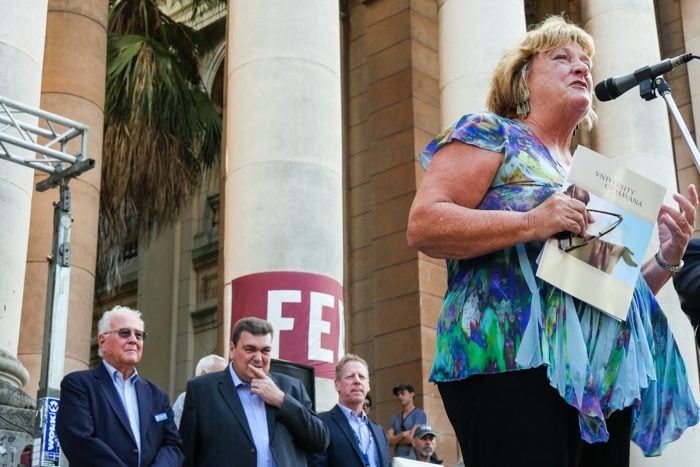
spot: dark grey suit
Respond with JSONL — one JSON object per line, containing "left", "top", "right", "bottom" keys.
{"left": 179, "top": 367, "right": 329, "bottom": 466}
{"left": 308, "top": 404, "right": 391, "bottom": 467}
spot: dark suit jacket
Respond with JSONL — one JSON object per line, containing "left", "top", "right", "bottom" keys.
{"left": 56, "top": 363, "right": 183, "bottom": 466}
{"left": 179, "top": 368, "right": 329, "bottom": 466}
{"left": 307, "top": 404, "right": 391, "bottom": 467}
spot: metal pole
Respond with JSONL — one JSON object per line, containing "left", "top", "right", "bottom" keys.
{"left": 32, "top": 183, "right": 72, "bottom": 467}
{"left": 656, "top": 77, "right": 700, "bottom": 174}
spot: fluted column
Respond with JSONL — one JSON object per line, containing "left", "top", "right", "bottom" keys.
{"left": 438, "top": 0, "right": 526, "bottom": 126}
{"left": 17, "top": 0, "right": 108, "bottom": 399}
{"left": 583, "top": 0, "right": 700, "bottom": 463}
{"left": 681, "top": 0, "right": 700, "bottom": 202}
{"left": 0, "top": 0, "right": 48, "bottom": 390}
{"left": 223, "top": 0, "right": 343, "bottom": 410}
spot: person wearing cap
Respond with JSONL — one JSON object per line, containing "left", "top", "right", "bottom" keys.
{"left": 307, "top": 354, "right": 391, "bottom": 467}
{"left": 404, "top": 425, "right": 443, "bottom": 464}
{"left": 674, "top": 237, "right": 700, "bottom": 347}
{"left": 387, "top": 384, "right": 426, "bottom": 457}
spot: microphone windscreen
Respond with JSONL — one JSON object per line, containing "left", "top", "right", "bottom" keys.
{"left": 594, "top": 79, "right": 615, "bottom": 102}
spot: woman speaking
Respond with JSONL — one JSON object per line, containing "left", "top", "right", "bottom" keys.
{"left": 407, "top": 15, "right": 698, "bottom": 467}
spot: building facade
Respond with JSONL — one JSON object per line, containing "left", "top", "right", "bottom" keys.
{"left": 1, "top": 0, "right": 699, "bottom": 465}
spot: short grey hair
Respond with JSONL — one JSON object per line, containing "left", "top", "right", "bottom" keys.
{"left": 97, "top": 306, "right": 145, "bottom": 356}
{"left": 195, "top": 354, "right": 228, "bottom": 376}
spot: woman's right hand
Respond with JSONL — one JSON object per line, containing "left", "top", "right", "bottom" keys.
{"left": 526, "top": 191, "right": 591, "bottom": 241}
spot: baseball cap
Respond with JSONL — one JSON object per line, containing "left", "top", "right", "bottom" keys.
{"left": 392, "top": 383, "right": 415, "bottom": 395}
{"left": 414, "top": 424, "right": 436, "bottom": 439}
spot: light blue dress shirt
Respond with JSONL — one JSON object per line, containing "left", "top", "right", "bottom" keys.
{"left": 337, "top": 403, "right": 379, "bottom": 467}
{"left": 103, "top": 360, "right": 141, "bottom": 466}
{"left": 230, "top": 365, "right": 278, "bottom": 467}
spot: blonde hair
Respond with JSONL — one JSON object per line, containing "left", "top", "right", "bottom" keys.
{"left": 335, "top": 353, "right": 369, "bottom": 381}
{"left": 486, "top": 15, "right": 597, "bottom": 130}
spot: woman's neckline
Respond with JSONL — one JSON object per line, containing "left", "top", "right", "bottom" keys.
{"left": 508, "top": 115, "right": 572, "bottom": 174}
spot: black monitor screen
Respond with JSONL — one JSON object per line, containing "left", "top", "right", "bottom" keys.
{"left": 270, "top": 359, "right": 316, "bottom": 411}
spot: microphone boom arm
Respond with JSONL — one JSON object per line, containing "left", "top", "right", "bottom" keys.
{"left": 653, "top": 77, "right": 700, "bottom": 174}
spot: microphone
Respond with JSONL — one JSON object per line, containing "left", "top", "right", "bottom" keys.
{"left": 594, "top": 53, "right": 694, "bottom": 101}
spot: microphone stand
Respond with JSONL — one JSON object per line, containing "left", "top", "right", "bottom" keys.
{"left": 642, "top": 76, "right": 700, "bottom": 174}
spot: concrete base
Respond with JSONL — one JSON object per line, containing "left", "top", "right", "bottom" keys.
{"left": 0, "top": 380, "right": 35, "bottom": 466}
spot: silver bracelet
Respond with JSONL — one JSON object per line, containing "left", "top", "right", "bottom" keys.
{"left": 654, "top": 250, "right": 684, "bottom": 274}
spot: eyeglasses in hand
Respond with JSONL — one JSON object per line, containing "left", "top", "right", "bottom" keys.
{"left": 557, "top": 209, "right": 623, "bottom": 253}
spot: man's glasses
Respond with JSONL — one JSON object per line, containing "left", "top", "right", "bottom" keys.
{"left": 103, "top": 328, "right": 148, "bottom": 341}
{"left": 557, "top": 209, "right": 623, "bottom": 253}
{"left": 363, "top": 402, "right": 371, "bottom": 409}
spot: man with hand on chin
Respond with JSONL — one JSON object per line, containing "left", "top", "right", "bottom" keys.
{"left": 179, "top": 316, "right": 329, "bottom": 466}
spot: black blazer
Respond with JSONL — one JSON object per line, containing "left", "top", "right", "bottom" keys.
{"left": 56, "top": 363, "right": 183, "bottom": 467}
{"left": 179, "top": 367, "right": 329, "bottom": 466}
{"left": 308, "top": 404, "right": 392, "bottom": 467}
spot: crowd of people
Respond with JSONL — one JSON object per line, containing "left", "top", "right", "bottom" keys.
{"left": 55, "top": 308, "right": 442, "bottom": 466}
{"left": 53, "top": 14, "right": 700, "bottom": 467}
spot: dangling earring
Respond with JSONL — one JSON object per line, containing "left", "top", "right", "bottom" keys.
{"left": 516, "top": 91, "right": 530, "bottom": 118}
{"left": 516, "top": 63, "right": 530, "bottom": 118}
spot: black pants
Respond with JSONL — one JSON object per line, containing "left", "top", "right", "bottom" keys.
{"left": 438, "top": 367, "right": 633, "bottom": 467}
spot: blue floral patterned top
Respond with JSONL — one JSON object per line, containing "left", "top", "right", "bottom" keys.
{"left": 420, "top": 112, "right": 699, "bottom": 456}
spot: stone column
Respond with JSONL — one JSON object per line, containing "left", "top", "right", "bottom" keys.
{"left": 0, "top": 0, "right": 48, "bottom": 389}
{"left": 583, "top": 0, "right": 700, "bottom": 463}
{"left": 222, "top": 0, "right": 343, "bottom": 410}
{"left": 17, "top": 0, "right": 108, "bottom": 400}
{"left": 0, "top": 0, "right": 48, "bottom": 459}
{"left": 438, "top": 0, "right": 525, "bottom": 125}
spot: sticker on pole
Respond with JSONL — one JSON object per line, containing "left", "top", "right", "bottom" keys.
{"left": 41, "top": 397, "right": 61, "bottom": 464}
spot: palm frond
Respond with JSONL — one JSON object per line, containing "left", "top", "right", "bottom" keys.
{"left": 172, "top": 0, "right": 226, "bottom": 20}
{"left": 98, "top": 0, "right": 222, "bottom": 293}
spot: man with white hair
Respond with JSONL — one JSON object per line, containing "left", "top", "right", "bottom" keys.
{"left": 172, "top": 354, "right": 228, "bottom": 427}
{"left": 56, "top": 305, "right": 183, "bottom": 466}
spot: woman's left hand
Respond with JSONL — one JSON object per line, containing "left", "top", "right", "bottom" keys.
{"left": 658, "top": 184, "right": 698, "bottom": 266}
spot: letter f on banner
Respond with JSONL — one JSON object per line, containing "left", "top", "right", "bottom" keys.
{"left": 267, "top": 290, "right": 299, "bottom": 358}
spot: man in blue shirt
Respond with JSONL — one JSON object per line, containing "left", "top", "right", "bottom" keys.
{"left": 179, "top": 316, "right": 329, "bottom": 466}
{"left": 387, "top": 383, "right": 427, "bottom": 457}
{"left": 308, "top": 354, "right": 391, "bottom": 467}
{"left": 56, "top": 306, "right": 183, "bottom": 466}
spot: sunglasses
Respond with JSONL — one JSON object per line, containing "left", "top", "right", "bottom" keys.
{"left": 103, "top": 328, "right": 148, "bottom": 341}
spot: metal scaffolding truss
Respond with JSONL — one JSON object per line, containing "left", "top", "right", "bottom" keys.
{"left": 0, "top": 95, "right": 94, "bottom": 191}
{"left": 0, "top": 95, "right": 95, "bottom": 466}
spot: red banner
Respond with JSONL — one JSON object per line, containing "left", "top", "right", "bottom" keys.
{"left": 230, "top": 271, "right": 344, "bottom": 379}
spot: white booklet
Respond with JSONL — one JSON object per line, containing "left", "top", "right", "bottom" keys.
{"left": 536, "top": 146, "right": 666, "bottom": 320}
